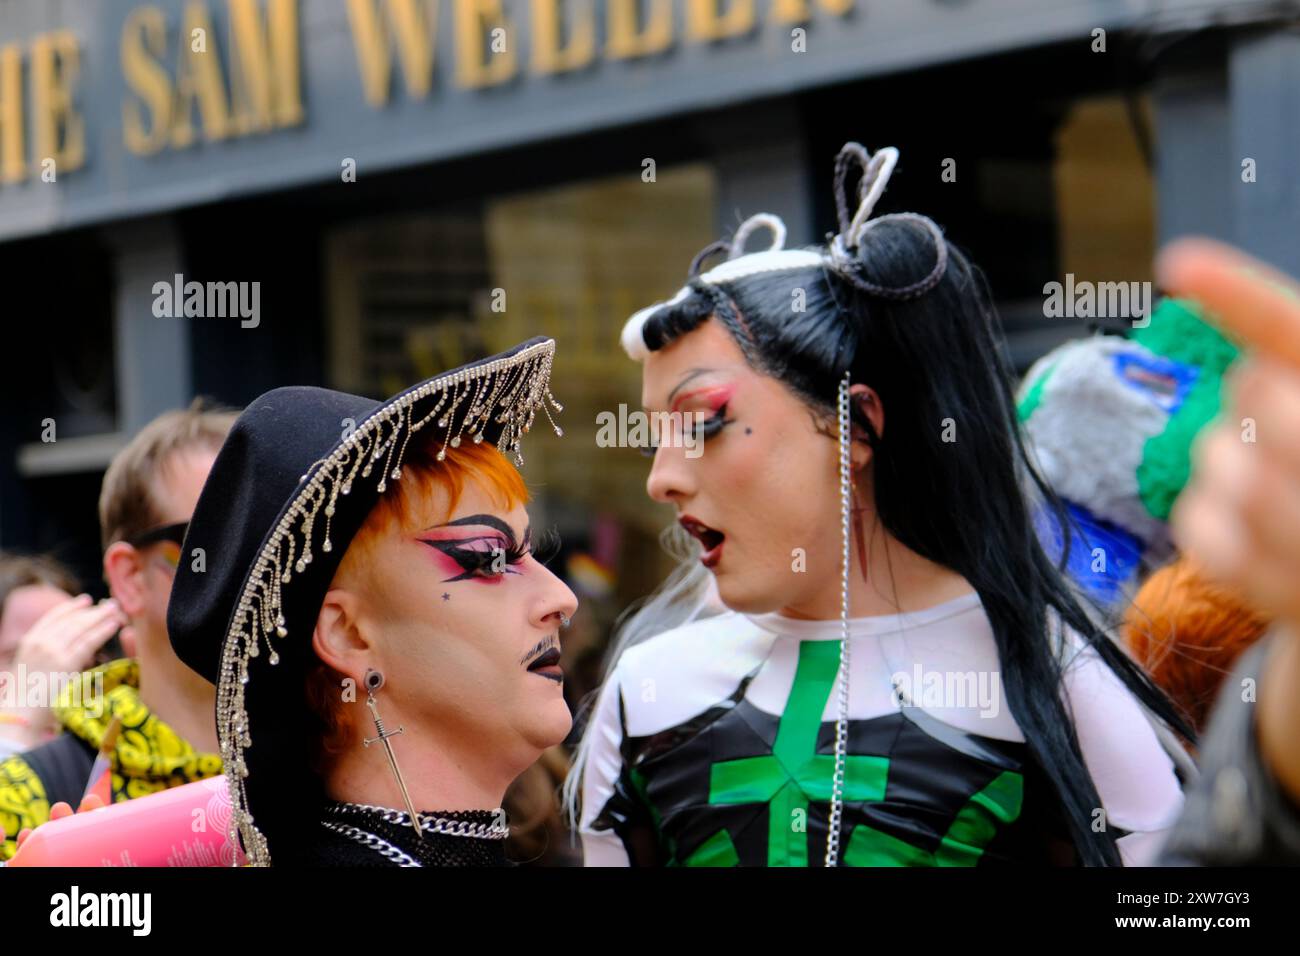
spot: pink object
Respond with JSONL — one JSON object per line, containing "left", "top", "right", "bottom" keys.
{"left": 7, "top": 776, "right": 246, "bottom": 867}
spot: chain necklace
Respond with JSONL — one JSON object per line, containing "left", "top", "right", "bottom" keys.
{"left": 320, "top": 801, "right": 509, "bottom": 866}
{"left": 325, "top": 801, "right": 510, "bottom": 838}
{"left": 320, "top": 821, "right": 423, "bottom": 866}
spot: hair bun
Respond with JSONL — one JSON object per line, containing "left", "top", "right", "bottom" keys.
{"left": 826, "top": 143, "right": 949, "bottom": 301}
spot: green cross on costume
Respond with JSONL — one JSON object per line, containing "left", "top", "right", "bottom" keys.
{"left": 842, "top": 769, "right": 1022, "bottom": 866}
{"left": 686, "top": 640, "right": 1022, "bottom": 867}
{"left": 700, "top": 640, "right": 888, "bottom": 866}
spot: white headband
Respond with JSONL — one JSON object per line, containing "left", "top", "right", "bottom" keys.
{"left": 619, "top": 216, "right": 824, "bottom": 361}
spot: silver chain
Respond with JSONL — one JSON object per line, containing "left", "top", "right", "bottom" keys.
{"left": 324, "top": 801, "right": 510, "bottom": 839}
{"left": 824, "top": 370, "right": 853, "bottom": 867}
{"left": 320, "top": 821, "right": 422, "bottom": 867}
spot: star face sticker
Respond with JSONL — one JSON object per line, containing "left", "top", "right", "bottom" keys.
{"left": 442, "top": 593, "right": 450, "bottom": 601}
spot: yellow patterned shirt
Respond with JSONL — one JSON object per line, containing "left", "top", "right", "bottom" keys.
{"left": 0, "top": 659, "right": 223, "bottom": 860}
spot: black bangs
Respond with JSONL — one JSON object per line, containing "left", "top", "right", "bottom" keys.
{"left": 640, "top": 285, "right": 716, "bottom": 352}
{"left": 639, "top": 265, "right": 852, "bottom": 420}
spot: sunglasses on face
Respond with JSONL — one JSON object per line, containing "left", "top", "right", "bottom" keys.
{"left": 125, "top": 522, "right": 188, "bottom": 549}
{"left": 125, "top": 522, "right": 188, "bottom": 572}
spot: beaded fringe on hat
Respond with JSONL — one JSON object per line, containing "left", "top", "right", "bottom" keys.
{"left": 216, "top": 339, "right": 562, "bottom": 866}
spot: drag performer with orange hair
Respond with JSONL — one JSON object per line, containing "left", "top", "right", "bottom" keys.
{"left": 169, "top": 338, "right": 578, "bottom": 865}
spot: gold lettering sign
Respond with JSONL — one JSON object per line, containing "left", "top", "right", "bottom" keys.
{"left": 606, "top": 0, "right": 673, "bottom": 60}
{"left": 454, "top": 0, "right": 516, "bottom": 89}
{"left": 531, "top": 0, "right": 596, "bottom": 75}
{"left": 343, "top": 0, "right": 836, "bottom": 96}
{"left": 686, "top": 0, "right": 756, "bottom": 42}
{"left": 771, "top": 0, "right": 854, "bottom": 23}
{"left": 30, "top": 31, "right": 85, "bottom": 175}
{"left": 0, "top": 31, "right": 87, "bottom": 183}
{"left": 121, "top": 0, "right": 302, "bottom": 157}
{"left": 346, "top": 0, "right": 438, "bottom": 106}
{"left": 229, "top": 0, "right": 303, "bottom": 132}
{"left": 122, "top": 7, "right": 172, "bottom": 155}
{"left": 0, "top": 0, "right": 857, "bottom": 183}
{"left": 0, "top": 44, "right": 24, "bottom": 182}
{"left": 172, "top": 0, "right": 232, "bottom": 147}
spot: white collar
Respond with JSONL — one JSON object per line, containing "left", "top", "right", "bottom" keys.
{"left": 744, "top": 591, "right": 983, "bottom": 641}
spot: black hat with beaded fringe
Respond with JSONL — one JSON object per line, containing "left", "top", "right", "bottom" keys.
{"left": 167, "top": 336, "right": 562, "bottom": 866}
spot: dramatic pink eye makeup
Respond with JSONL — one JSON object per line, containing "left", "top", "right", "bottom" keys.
{"left": 639, "top": 379, "right": 739, "bottom": 458}
{"left": 417, "top": 513, "right": 531, "bottom": 582}
{"left": 669, "top": 383, "right": 735, "bottom": 415}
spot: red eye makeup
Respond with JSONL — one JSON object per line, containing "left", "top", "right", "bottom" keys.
{"left": 669, "top": 383, "right": 735, "bottom": 415}
{"left": 640, "top": 383, "right": 737, "bottom": 457}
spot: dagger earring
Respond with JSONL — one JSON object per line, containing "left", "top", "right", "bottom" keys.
{"left": 850, "top": 485, "right": 869, "bottom": 585}
{"left": 362, "top": 668, "right": 423, "bottom": 841}
{"left": 848, "top": 393, "right": 870, "bottom": 585}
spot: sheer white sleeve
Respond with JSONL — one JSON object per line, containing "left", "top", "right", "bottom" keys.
{"left": 1059, "top": 633, "right": 1186, "bottom": 865}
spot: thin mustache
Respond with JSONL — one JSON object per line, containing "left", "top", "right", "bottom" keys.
{"left": 520, "top": 636, "right": 560, "bottom": 667}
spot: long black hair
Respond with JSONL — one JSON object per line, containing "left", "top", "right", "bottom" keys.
{"left": 630, "top": 211, "right": 1194, "bottom": 866}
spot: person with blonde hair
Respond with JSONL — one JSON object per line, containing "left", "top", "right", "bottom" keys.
{"left": 0, "top": 400, "right": 233, "bottom": 859}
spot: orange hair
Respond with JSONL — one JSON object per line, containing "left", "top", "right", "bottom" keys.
{"left": 1122, "top": 557, "right": 1270, "bottom": 738}
{"left": 304, "top": 435, "right": 530, "bottom": 773}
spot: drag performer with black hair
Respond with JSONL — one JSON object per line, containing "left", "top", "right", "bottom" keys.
{"left": 568, "top": 145, "right": 1192, "bottom": 867}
